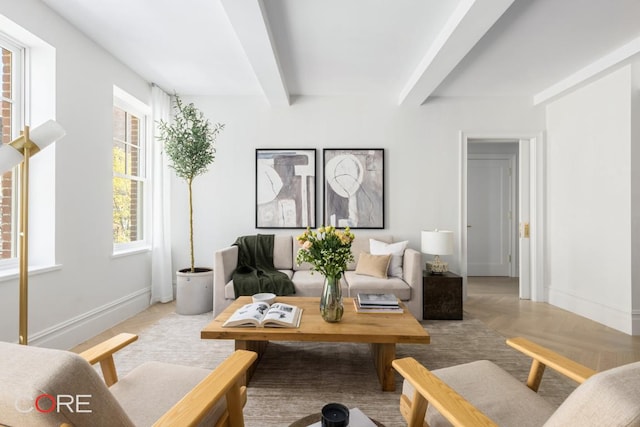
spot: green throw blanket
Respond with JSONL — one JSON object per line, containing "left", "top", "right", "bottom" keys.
{"left": 232, "top": 234, "right": 295, "bottom": 297}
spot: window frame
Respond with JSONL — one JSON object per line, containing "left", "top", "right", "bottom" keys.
{"left": 112, "top": 87, "right": 151, "bottom": 255}
{"left": 0, "top": 33, "right": 24, "bottom": 271}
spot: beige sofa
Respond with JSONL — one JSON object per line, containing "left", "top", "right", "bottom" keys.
{"left": 213, "top": 234, "right": 423, "bottom": 319}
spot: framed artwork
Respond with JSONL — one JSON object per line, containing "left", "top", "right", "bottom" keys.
{"left": 323, "top": 148, "right": 384, "bottom": 229}
{"left": 255, "top": 149, "right": 316, "bottom": 228}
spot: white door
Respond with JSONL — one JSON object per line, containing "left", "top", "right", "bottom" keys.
{"left": 467, "top": 158, "right": 511, "bottom": 276}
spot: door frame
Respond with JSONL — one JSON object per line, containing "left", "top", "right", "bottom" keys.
{"left": 467, "top": 153, "right": 518, "bottom": 277}
{"left": 459, "top": 131, "right": 545, "bottom": 302}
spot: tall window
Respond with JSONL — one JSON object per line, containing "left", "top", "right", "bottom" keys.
{"left": 113, "top": 90, "right": 148, "bottom": 250}
{"left": 0, "top": 36, "right": 22, "bottom": 262}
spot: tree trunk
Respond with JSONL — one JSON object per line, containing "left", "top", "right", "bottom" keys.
{"left": 188, "top": 178, "right": 195, "bottom": 273}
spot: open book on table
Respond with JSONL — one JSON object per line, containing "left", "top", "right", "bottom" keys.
{"left": 223, "top": 302, "right": 303, "bottom": 328}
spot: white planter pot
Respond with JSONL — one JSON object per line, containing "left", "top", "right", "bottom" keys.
{"left": 175, "top": 268, "right": 214, "bottom": 315}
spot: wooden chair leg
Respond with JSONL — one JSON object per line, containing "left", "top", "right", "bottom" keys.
{"left": 399, "top": 391, "right": 429, "bottom": 427}
{"left": 526, "top": 359, "right": 546, "bottom": 392}
{"left": 224, "top": 380, "right": 246, "bottom": 427}
{"left": 99, "top": 355, "right": 118, "bottom": 387}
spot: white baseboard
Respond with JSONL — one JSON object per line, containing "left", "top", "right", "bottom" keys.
{"left": 548, "top": 287, "right": 636, "bottom": 335}
{"left": 30, "top": 287, "right": 151, "bottom": 349}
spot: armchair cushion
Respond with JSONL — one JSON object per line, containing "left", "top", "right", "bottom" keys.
{"left": 0, "top": 342, "right": 133, "bottom": 427}
{"left": 543, "top": 361, "right": 640, "bottom": 427}
{"left": 0, "top": 337, "right": 257, "bottom": 427}
{"left": 403, "top": 360, "right": 555, "bottom": 427}
{"left": 110, "top": 361, "right": 222, "bottom": 427}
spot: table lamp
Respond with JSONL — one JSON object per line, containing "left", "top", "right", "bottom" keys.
{"left": 421, "top": 230, "right": 454, "bottom": 274}
{"left": 0, "top": 120, "right": 66, "bottom": 345}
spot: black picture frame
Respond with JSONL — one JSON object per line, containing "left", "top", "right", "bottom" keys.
{"left": 255, "top": 149, "right": 316, "bottom": 229}
{"left": 323, "top": 148, "right": 384, "bottom": 229}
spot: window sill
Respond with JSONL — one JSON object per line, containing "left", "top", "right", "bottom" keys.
{"left": 112, "top": 246, "right": 151, "bottom": 258}
{"left": 0, "top": 264, "right": 62, "bottom": 283}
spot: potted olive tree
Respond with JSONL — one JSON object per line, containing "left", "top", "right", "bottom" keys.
{"left": 158, "top": 95, "right": 224, "bottom": 314}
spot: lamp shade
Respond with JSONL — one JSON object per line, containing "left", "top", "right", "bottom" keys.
{"left": 0, "top": 144, "right": 24, "bottom": 173}
{"left": 421, "top": 230, "right": 454, "bottom": 255}
{"left": 30, "top": 119, "right": 66, "bottom": 150}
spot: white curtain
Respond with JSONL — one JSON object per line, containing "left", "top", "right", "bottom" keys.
{"left": 150, "top": 84, "right": 174, "bottom": 303}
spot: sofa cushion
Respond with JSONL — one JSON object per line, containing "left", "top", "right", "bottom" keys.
{"left": 224, "top": 270, "right": 294, "bottom": 299}
{"left": 291, "top": 270, "right": 342, "bottom": 296}
{"left": 273, "top": 235, "right": 293, "bottom": 270}
{"left": 370, "top": 239, "right": 408, "bottom": 278}
{"left": 344, "top": 271, "right": 411, "bottom": 301}
{"left": 405, "top": 360, "right": 556, "bottom": 427}
{"left": 543, "top": 361, "right": 640, "bottom": 427}
{"left": 355, "top": 253, "right": 391, "bottom": 279}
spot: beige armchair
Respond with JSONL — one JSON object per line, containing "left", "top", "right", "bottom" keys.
{"left": 0, "top": 333, "right": 257, "bottom": 427}
{"left": 392, "top": 337, "right": 640, "bottom": 427}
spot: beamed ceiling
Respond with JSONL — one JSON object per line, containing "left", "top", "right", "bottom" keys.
{"left": 41, "top": 0, "right": 640, "bottom": 106}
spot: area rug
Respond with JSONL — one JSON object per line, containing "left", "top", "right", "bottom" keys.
{"left": 110, "top": 310, "right": 577, "bottom": 427}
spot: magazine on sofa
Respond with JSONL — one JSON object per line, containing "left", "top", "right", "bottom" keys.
{"left": 223, "top": 302, "right": 303, "bottom": 328}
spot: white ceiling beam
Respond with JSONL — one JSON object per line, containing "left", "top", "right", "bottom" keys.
{"left": 398, "top": 0, "right": 514, "bottom": 106}
{"left": 533, "top": 36, "right": 640, "bottom": 105}
{"left": 221, "top": 0, "right": 289, "bottom": 106}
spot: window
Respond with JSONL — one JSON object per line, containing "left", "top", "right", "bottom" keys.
{"left": 113, "top": 88, "right": 149, "bottom": 252}
{"left": 0, "top": 35, "right": 22, "bottom": 263}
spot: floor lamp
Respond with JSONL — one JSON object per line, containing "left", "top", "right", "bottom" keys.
{"left": 0, "top": 120, "right": 66, "bottom": 345}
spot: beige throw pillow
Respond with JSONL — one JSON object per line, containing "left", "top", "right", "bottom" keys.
{"left": 355, "top": 253, "right": 391, "bottom": 279}
{"left": 370, "top": 239, "right": 408, "bottom": 278}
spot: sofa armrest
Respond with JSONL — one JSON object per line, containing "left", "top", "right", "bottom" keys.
{"left": 403, "top": 248, "right": 422, "bottom": 287}
{"left": 506, "top": 337, "right": 596, "bottom": 391}
{"left": 214, "top": 245, "right": 239, "bottom": 285}
{"left": 402, "top": 248, "right": 423, "bottom": 319}
{"left": 213, "top": 245, "right": 239, "bottom": 316}
{"left": 79, "top": 333, "right": 138, "bottom": 387}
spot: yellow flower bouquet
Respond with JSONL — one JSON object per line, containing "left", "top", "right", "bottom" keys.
{"left": 296, "top": 226, "right": 355, "bottom": 279}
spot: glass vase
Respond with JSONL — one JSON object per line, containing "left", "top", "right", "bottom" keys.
{"left": 320, "top": 274, "right": 344, "bottom": 322}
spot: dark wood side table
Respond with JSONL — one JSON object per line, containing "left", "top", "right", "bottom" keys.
{"left": 422, "top": 271, "right": 463, "bottom": 320}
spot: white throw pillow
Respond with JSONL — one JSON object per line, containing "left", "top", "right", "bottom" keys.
{"left": 370, "top": 239, "right": 408, "bottom": 278}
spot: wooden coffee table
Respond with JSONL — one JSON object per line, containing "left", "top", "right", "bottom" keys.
{"left": 201, "top": 296, "right": 430, "bottom": 391}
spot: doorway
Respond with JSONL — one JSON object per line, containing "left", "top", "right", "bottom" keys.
{"left": 459, "top": 132, "right": 544, "bottom": 302}
{"left": 467, "top": 146, "right": 518, "bottom": 277}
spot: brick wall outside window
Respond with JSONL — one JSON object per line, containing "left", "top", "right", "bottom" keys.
{"left": 113, "top": 105, "right": 144, "bottom": 245}
{"left": 1, "top": 47, "right": 14, "bottom": 259}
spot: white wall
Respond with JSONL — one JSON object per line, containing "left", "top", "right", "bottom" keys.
{"left": 631, "top": 63, "right": 640, "bottom": 334}
{"left": 546, "top": 65, "right": 637, "bottom": 334}
{"left": 0, "top": 0, "right": 153, "bottom": 348}
{"left": 170, "top": 95, "right": 544, "bottom": 278}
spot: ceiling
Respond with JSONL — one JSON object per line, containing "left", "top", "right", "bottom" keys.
{"left": 40, "top": 0, "right": 640, "bottom": 106}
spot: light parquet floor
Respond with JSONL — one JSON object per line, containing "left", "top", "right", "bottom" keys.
{"left": 71, "top": 301, "right": 176, "bottom": 353}
{"left": 73, "top": 277, "right": 640, "bottom": 372}
{"left": 465, "top": 276, "right": 640, "bottom": 371}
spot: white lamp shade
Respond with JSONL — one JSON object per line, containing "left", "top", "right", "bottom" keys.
{"left": 421, "top": 230, "right": 454, "bottom": 255}
{"left": 30, "top": 119, "right": 66, "bottom": 150}
{"left": 0, "top": 144, "right": 24, "bottom": 173}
